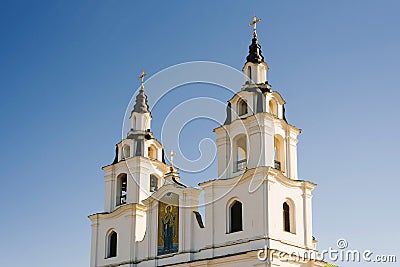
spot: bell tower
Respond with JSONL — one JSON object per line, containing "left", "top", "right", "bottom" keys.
{"left": 215, "top": 16, "right": 301, "bottom": 180}
{"left": 89, "top": 73, "right": 171, "bottom": 267}
{"left": 103, "top": 72, "right": 169, "bottom": 212}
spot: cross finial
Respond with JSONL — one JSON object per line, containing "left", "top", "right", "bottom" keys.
{"left": 248, "top": 15, "right": 261, "bottom": 37}
{"left": 138, "top": 70, "right": 147, "bottom": 89}
{"left": 168, "top": 150, "right": 176, "bottom": 168}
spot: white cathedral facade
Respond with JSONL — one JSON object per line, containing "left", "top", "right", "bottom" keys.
{"left": 89, "top": 18, "right": 329, "bottom": 267}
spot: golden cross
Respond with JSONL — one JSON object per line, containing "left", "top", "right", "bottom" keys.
{"left": 248, "top": 16, "right": 261, "bottom": 37}
{"left": 138, "top": 70, "right": 147, "bottom": 89}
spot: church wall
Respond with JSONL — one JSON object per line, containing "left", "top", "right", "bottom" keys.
{"left": 201, "top": 174, "right": 266, "bottom": 251}
{"left": 215, "top": 130, "right": 230, "bottom": 179}
{"left": 267, "top": 177, "right": 305, "bottom": 247}
{"left": 136, "top": 199, "right": 158, "bottom": 260}
{"left": 134, "top": 186, "right": 203, "bottom": 263}
{"left": 89, "top": 205, "right": 137, "bottom": 267}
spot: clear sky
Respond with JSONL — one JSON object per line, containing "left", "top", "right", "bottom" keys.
{"left": 0, "top": 1, "right": 399, "bottom": 266}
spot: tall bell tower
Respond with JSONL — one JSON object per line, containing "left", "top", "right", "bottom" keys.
{"left": 215, "top": 16, "right": 300, "bottom": 180}
{"left": 207, "top": 17, "right": 317, "bottom": 262}
{"left": 89, "top": 73, "right": 170, "bottom": 267}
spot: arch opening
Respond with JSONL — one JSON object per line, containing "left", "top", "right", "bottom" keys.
{"left": 283, "top": 200, "right": 295, "bottom": 233}
{"left": 228, "top": 200, "right": 243, "bottom": 233}
{"left": 274, "top": 135, "right": 285, "bottom": 172}
{"left": 148, "top": 145, "right": 157, "bottom": 160}
{"left": 269, "top": 99, "right": 278, "bottom": 116}
{"left": 237, "top": 98, "right": 248, "bottom": 116}
{"left": 234, "top": 135, "right": 247, "bottom": 172}
{"left": 122, "top": 145, "right": 130, "bottom": 159}
{"left": 248, "top": 66, "right": 252, "bottom": 81}
{"left": 150, "top": 174, "right": 158, "bottom": 192}
{"left": 107, "top": 231, "right": 117, "bottom": 258}
{"left": 116, "top": 173, "right": 127, "bottom": 206}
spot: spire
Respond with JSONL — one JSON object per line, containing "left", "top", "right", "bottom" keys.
{"left": 246, "top": 16, "right": 265, "bottom": 64}
{"left": 246, "top": 37, "right": 264, "bottom": 63}
{"left": 133, "top": 88, "right": 150, "bottom": 113}
{"left": 133, "top": 71, "right": 150, "bottom": 114}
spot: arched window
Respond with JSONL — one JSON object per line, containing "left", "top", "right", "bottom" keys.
{"left": 274, "top": 135, "right": 285, "bottom": 172}
{"left": 132, "top": 116, "right": 136, "bottom": 130}
{"left": 148, "top": 145, "right": 157, "bottom": 160}
{"left": 234, "top": 135, "right": 247, "bottom": 172}
{"left": 150, "top": 174, "right": 158, "bottom": 192}
{"left": 145, "top": 117, "right": 150, "bottom": 131}
{"left": 107, "top": 231, "right": 117, "bottom": 258}
{"left": 116, "top": 173, "right": 127, "bottom": 205}
{"left": 283, "top": 200, "right": 295, "bottom": 233}
{"left": 237, "top": 98, "right": 248, "bottom": 116}
{"left": 122, "top": 145, "right": 130, "bottom": 159}
{"left": 269, "top": 99, "right": 278, "bottom": 116}
{"left": 229, "top": 200, "right": 243, "bottom": 233}
{"left": 283, "top": 202, "right": 290, "bottom": 232}
{"left": 248, "top": 66, "right": 252, "bottom": 81}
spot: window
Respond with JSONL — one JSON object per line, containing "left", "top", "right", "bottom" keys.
{"left": 107, "top": 231, "right": 117, "bottom": 258}
{"left": 237, "top": 98, "right": 248, "bottom": 116}
{"left": 122, "top": 145, "right": 130, "bottom": 159}
{"left": 229, "top": 200, "right": 243, "bottom": 233}
{"left": 150, "top": 174, "right": 158, "bottom": 192}
{"left": 269, "top": 99, "right": 278, "bottom": 116}
{"left": 283, "top": 202, "right": 290, "bottom": 232}
{"left": 234, "top": 135, "right": 247, "bottom": 172}
{"left": 283, "top": 200, "right": 295, "bottom": 233}
{"left": 248, "top": 66, "right": 252, "bottom": 81}
{"left": 274, "top": 135, "right": 285, "bottom": 172}
{"left": 131, "top": 116, "right": 136, "bottom": 131}
{"left": 117, "top": 174, "right": 127, "bottom": 205}
{"left": 148, "top": 145, "right": 157, "bottom": 160}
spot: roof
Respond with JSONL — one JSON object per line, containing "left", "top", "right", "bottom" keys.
{"left": 132, "top": 88, "right": 150, "bottom": 114}
{"left": 246, "top": 36, "right": 264, "bottom": 64}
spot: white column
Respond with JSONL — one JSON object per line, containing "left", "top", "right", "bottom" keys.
{"left": 104, "top": 172, "right": 116, "bottom": 212}
{"left": 89, "top": 216, "right": 99, "bottom": 267}
{"left": 148, "top": 201, "right": 158, "bottom": 259}
{"left": 303, "top": 187, "right": 313, "bottom": 248}
{"left": 215, "top": 128, "right": 230, "bottom": 179}
{"left": 178, "top": 194, "right": 185, "bottom": 252}
{"left": 202, "top": 186, "right": 215, "bottom": 257}
{"left": 130, "top": 207, "right": 137, "bottom": 263}
{"left": 288, "top": 136, "right": 299, "bottom": 180}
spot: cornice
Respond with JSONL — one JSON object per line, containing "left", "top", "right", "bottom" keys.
{"left": 142, "top": 183, "right": 201, "bottom": 206}
{"left": 199, "top": 166, "right": 316, "bottom": 191}
{"left": 88, "top": 203, "right": 147, "bottom": 221}
{"left": 101, "top": 235, "right": 326, "bottom": 267}
{"left": 102, "top": 156, "right": 169, "bottom": 173}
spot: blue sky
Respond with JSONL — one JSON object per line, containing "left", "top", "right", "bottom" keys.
{"left": 0, "top": 1, "right": 399, "bottom": 266}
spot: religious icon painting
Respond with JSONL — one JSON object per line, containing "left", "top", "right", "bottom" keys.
{"left": 158, "top": 192, "right": 179, "bottom": 255}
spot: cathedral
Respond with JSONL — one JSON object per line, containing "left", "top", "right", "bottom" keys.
{"left": 89, "top": 17, "right": 328, "bottom": 267}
